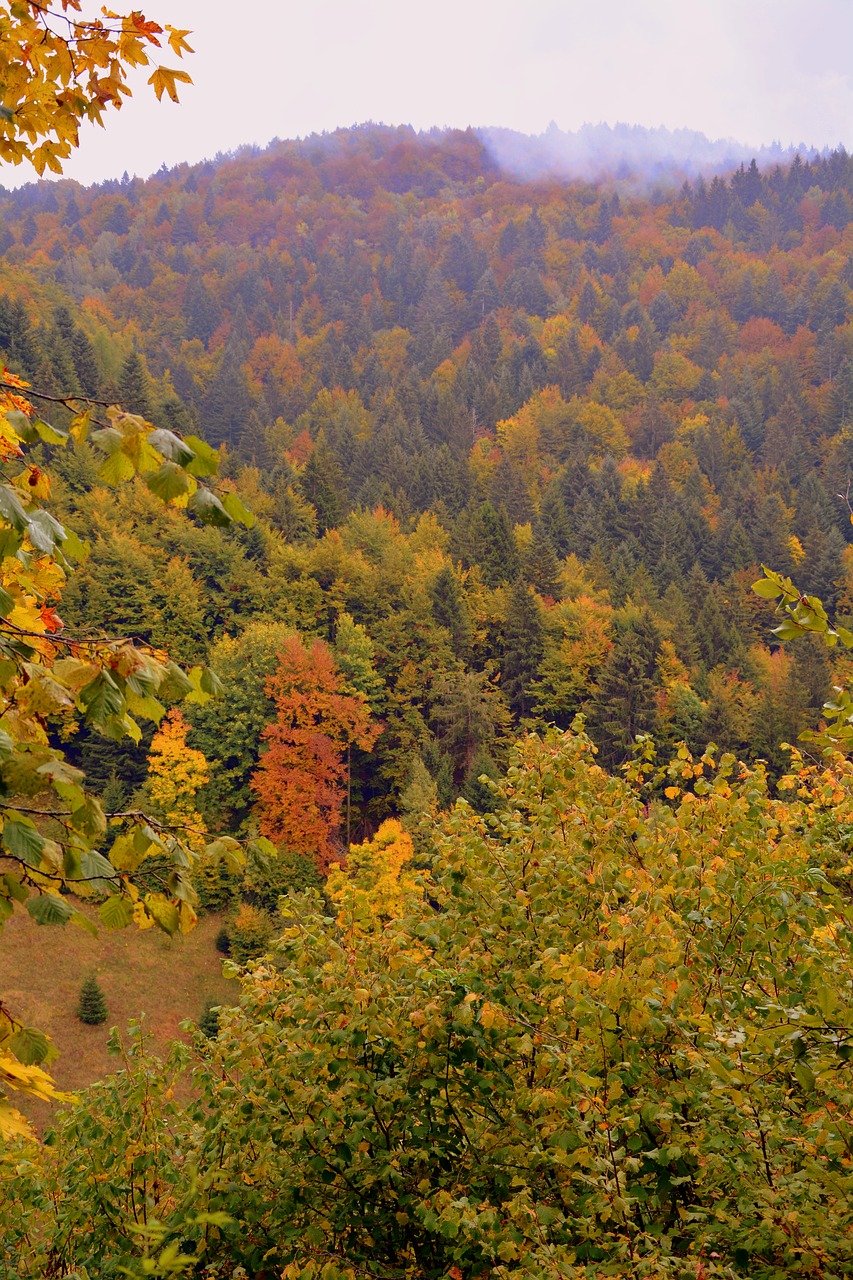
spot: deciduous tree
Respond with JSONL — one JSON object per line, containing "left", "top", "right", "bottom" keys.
{"left": 252, "top": 635, "right": 380, "bottom": 869}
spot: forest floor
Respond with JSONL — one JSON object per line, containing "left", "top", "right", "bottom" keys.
{"left": 1, "top": 906, "right": 238, "bottom": 1131}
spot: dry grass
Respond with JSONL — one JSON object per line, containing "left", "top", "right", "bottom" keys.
{"left": 1, "top": 905, "right": 238, "bottom": 1129}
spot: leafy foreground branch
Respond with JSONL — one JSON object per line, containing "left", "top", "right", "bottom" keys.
{"left": 0, "top": 368, "right": 265, "bottom": 1139}
{"left": 4, "top": 727, "right": 853, "bottom": 1278}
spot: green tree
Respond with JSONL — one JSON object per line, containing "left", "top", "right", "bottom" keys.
{"left": 501, "top": 578, "right": 545, "bottom": 719}
{"left": 590, "top": 607, "right": 662, "bottom": 765}
{"left": 76, "top": 975, "right": 107, "bottom": 1026}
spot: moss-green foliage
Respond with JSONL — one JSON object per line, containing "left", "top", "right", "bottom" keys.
{"left": 76, "top": 975, "right": 107, "bottom": 1026}
{"left": 8, "top": 729, "right": 853, "bottom": 1277}
{"left": 241, "top": 844, "right": 323, "bottom": 913}
{"left": 227, "top": 903, "right": 275, "bottom": 966}
{"left": 197, "top": 1001, "right": 220, "bottom": 1039}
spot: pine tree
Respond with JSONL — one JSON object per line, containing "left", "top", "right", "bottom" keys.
{"left": 118, "top": 349, "right": 152, "bottom": 417}
{"left": 502, "top": 578, "right": 545, "bottom": 719}
{"left": 590, "top": 609, "right": 663, "bottom": 766}
{"left": 76, "top": 975, "right": 107, "bottom": 1026}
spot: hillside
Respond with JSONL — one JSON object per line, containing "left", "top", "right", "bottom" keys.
{"left": 1, "top": 125, "right": 853, "bottom": 830}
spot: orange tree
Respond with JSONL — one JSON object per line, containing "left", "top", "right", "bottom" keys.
{"left": 252, "top": 634, "right": 381, "bottom": 871}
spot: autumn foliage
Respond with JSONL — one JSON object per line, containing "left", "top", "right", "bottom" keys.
{"left": 251, "top": 635, "right": 381, "bottom": 869}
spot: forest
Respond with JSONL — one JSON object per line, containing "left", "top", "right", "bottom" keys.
{"left": 1, "top": 20, "right": 853, "bottom": 1273}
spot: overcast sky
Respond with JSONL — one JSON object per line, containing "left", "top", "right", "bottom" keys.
{"left": 5, "top": 0, "right": 853, "bottom": 187}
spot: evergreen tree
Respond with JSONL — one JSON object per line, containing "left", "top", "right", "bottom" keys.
{"left": 429, "top": 567, "right": 472, "bottom": 660}
{"left": 590, "top": 609, "right": 662, "bottom": 766}
{"left": 502, "top": 578, "right": 545, "bottom": 719}
{"left": 118, "top": 349, "right": 152, "bottom": 417}
{"left": 76, "top": 975, "right": 107, "bottom": 1026}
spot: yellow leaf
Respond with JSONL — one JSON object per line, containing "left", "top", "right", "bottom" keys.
{"left": 148, "top": 65, "right": 193, "bottom": 104}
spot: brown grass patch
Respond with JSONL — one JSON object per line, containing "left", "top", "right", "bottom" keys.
{"left": 1, "top": 905, "right": 237, "bottom": 1129}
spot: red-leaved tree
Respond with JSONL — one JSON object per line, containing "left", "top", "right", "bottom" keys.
{"left": 251, "top": 635, "right": 381, "bottom": 869}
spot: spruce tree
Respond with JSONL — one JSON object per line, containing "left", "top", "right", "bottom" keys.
{"left": 502, "top": 578, "right": 545, "bottom": 719}
{"left": 118, "top": 349, "right": 151, "bottom": 417}
{"left": 76, "top": 975, "right": 107, "bottom": 1025}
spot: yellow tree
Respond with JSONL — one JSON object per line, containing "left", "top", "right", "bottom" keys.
{"left": 326, "top": 818, "right": 423, "bottom": 936}
{"left": 146, "top": 708, "right": 208, "bottom": 850}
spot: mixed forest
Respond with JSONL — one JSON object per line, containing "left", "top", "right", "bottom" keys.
{"left": 4, "top": 105, "right": 853, "bottom": 1278}
{"left": 5, "top": 131, "right": 853, "bottom": 820}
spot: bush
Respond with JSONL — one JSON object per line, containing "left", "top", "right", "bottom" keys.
{"left": 193, "top": 847, "right": 240, "bottom": 912}
{"left": 198, "top": 1001, "right": 220, "bottom": 1038}
{"left": 214, "top": 926, "right": 231, "bottom": 955}
{"left": 228, "top": 903, "right": 275, "bottom": 965}
{"left": 241, "top": 843, "right": 323, "bottom": 913}
{"left": 76, "top": 975, "right": 107, "bottom": 1025}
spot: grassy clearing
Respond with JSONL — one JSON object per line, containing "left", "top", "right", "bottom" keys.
{"left": 1, "top": 906, "right": 238, "bottom": 1129}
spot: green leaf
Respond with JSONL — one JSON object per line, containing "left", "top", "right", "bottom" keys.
{"left": 222, "top": 491, "right": 255, "bottom": 527}
{"left": 70, "top": 910, "right": 99, "bottom": 937}
{"left": 0, "top": 484, "right": 30, "bottom": 531}
{"left": 26, "top": 893, "right": 74, "bottom": 925}
{"left": 80, "top": 671, "right": 124, "bottom": 726}
{"left": 145, "top": 892, "right": 180, "bottom": 936}
{"left": 1, "top": 872, "right": 28, "bottom": 902}
{"left": 31, "top": 418, "right": 68, "bottom": 447}
{"left": 146, "top": 460, "right": 192, "bottom": 503}
{"left": 204, "top": 836, "right": 243, "bottom": 875}
{"left": 794, "top": 1060, "right": 815, "bottom": 1091}
{"left": 9, "top": 1026, "right": 53, "bottom": 1066}
{"left": 185, "top": 665, "right": 216, "bottom": 706}
{"left": 751, "top": 577, "right": 784, "bottom": 600}
{"left": 99, "top": 894, "right": 134, "bottom": 929}
{"left": 60, "top": 528, "right": 88, "bottom": 562}
{"left": 125, "top": 690, "right": 166, "bottom": 723}
{"left": 772, "top": 619, "right": 805, "bottom": 641}
{"left": 79, "top": 850, "right": 118, "bottom": 891}
{"left": 3, "top": 410, "right": 30, "bottom": 434}
{"left": 98, "top": 448, "right": 136, "bottom": 485}
{"left": 2, "top": 817, "right": 45, "bottom": 866}
{"left": 0, "top": 582, "right": 15, "bottom": 618}
{"left": 189, "top": 487, "right": 231, "bottom": 526}
{"left": 26, "top": 509, "right": 67, "bottom": 553}
{"left": 183, "top": 434, "right": 219, "bottom": 477}
{"left": 158, "top": 660, "right": 194, "bottom": 700}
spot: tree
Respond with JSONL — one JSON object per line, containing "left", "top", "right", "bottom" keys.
{"left": 0, "top": 3, "right": 193, "bottom": 175}
{"left": 146, "top": 707, "right": 208, "bottom": 855}
{"left": 75, "top": 975, "right": 107, "bottom": 1026}
{"left": 188, "top": 622, "right": 295, "bottom": 830}
{"left": 590, "top": 607, "right": 662, "bottom": 765}
{"left": 251, "top": 635, "right": 381, "bottom": 870}
{"left": 501, "top": 578, "right": 545, "bottom": 718}
{"left": 326, "top": 818, "right": 422, "bottom": 934}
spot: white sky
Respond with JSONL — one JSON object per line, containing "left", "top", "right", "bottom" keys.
{"left": 4, "top": 0, "right": 853, "bottom": 187}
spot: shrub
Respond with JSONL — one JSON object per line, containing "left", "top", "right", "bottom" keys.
{"left": 228, "top": 903, "right": 275, "bottom": 965}
{"left": 198, "top": 1001, "right": 220, "bottom": 1038}
{"left": 241, "top": 843, "right": 323, "bottom": 912}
